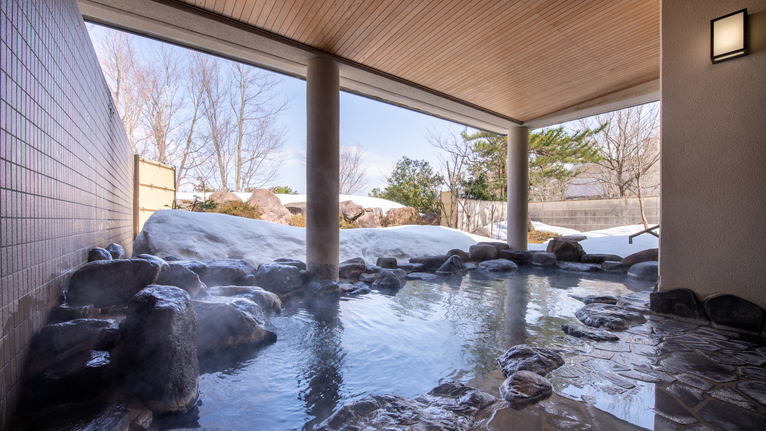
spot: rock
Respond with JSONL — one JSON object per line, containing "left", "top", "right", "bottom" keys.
{"left": 348, "top": 282, "right": 371, "bottom": 296}
{"left": 35, "top": 318, "right": 117, "bottom": 358}
{"left": 650, "top": 288, "right": 707, "bottom": 321}
{"left": 246, "top": 188, "right": 292, "bottom": 224}
{"left": 309, "top": 279, "right": 342, "bottom": 296}
{"left": 737, "top": 381, "right": 766, "bottom": 407}
{"left": 353, "top": 208, "right": 382, "bottom": 228}
{"left": 497, "top": 344, "right": 565, "bottom": 377}
{"left": 575, "top": 303, "right": 647, "bottom": 330}
{"left": 570, "top": 295, "right": 618, "bottom": 305}
{"left": 469, "top": 244, "right": 497, "bottom": 262}
{"left": 627, "top": 261, "right": 658, "bottom": 282}
{"left": 372, "top": 271, "right": 402, "bottom": 290}
{"left": 622, "top": 248, "right": 658, "bottom": 266}
{"left": 601, "top": 261, "right": 626, "bottom": 272}
{"left": 478, "top": 259, "right": 518, "bottom": 272}
{"left": 471, "top": 226, "right": 492, "bottom": 237}
{"left": 366, "top": 265, "right": 382, "bottom": 273}
{"left": 532, "top": 251, "right": 558, "bottom": 266}
{"left": 497, "top": 249, "right": 532, "bottom": 265}
{"left": 338, "top": 257, "right": 367, "bottom": 279}
{"left": 134, "top": 253, "right": 170, "bottom": 272}
{"left": 359, "top": 273, "right": 377, "bottom": 284}
{"left": 409, "top": 255, "right": 449, "bottom": 271}
{"left": 272, "top": 258, "right": 307, "bottom": 271}
{"left": 67, "top": 259, "right": 162, "bottom": 307}
{"left": 446, "top": 248, "right": 470, "bottom": 262}
{"left": 205, "top": 285, "right": 282, "bottom": 316}
{"left": 422, "top": 212, "right": 439, "bottom": 225}
{"left": 197, "top": 259, "right": 258, "bottom": 287}
{"left": 396, "top": 262, "right": 424, "bottom": 273}
{"left": 381, "top": 268, "right": 407, "bottom": 282}
{"left": 26, "top": 350, "right": 113, "bottom": 406}
{"left": 581, "top": 253, "right": 623, "bottom": 264}
{"left": 47, "top": 303, "right": 94, "bottom": 324}
{"left": 284, "top": 201, "right": 306, "bottom": 216}
{"left": 407, "top": 272, "right": 439, "bottom": 281}
{"left": 254, "top": 263, "right": 303, "bottom": 295}
{"left": 119, "top": 286, "right": 198, "bottom": 415}
{"left": 704, "top": 294, "right": 764, "bottom": 333}
{"left": 708, "top": 387, "right": 758, "bottom": 411}
{"left": 105, "top": 243, "right": 125, "bottom": 260}
{"left": 376, "top": 257, "right": 397, "bottom": 269}
{"left": 499, "top": 370, "right": 552, "bottom": 407}
{"left": 654, "top": 387, "right": 699, "bottom": 425}
{"left": 193, "top": 298, "right": 275, "bottom": 351}
{"left": 339, "top": 200, "right": 365, "bottom": 222}
{"left": 20, "top": 401, "right": 135, "bottom": 431}
{"left": 561, "top": 323, "right": 619, "bottom": 342}
{"left": 156, "top": 263, "right": 204, "bottom": 298}
{"left": 381, "top": 207, "right": 422, "bottom": 227}
{"left": 208, "top": 191, "right": 242, "bottom": 205}
{"left": 315, "top": 382, "right": 496, "bottom": 431}
{"left": 546, "top": 237, "right": 585, "bottom": 262}
{"left": 88, "top": 248, "right": 112, "bottom": 263}
{"left": 435, "top": 255, "right": 467, "bottom": 276}
{"left": 558, "top": 262, "right": 600, "bottom": 272}
{"left": 697, "top": 400, "right": 766, "bottom": 431}
{"left": 477, "top": 241, "right": 510, "bottom": 253}
{"left": 163, "top": 255, "right": 180, "bottom": 262}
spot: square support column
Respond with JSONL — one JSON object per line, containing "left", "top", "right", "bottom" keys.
{"left": 507, "top": 126, "right": 529, "bottom": 251}
{"left": 306, "top": 57, "right": 340, "bottom": 280}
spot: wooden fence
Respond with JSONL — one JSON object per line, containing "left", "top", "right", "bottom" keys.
{"left": 133, "top": 155, "right": 176, "bottom": 237}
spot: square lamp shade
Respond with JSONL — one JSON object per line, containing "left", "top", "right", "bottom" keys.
{"left": 711, "top": 9, "right": 748, "bottom": 63}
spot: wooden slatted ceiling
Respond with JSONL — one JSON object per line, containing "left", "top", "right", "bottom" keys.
{"left": 175, "top": 0, "right": 659, "bottom": 123}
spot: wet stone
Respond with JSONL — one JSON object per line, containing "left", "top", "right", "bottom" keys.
{"left": 697, "top": 400, "right": 766, "bottom": 431}
{"left": 560, "top": 323, "right": 619, "bottom": 342}
{"left": 704, "top": 294, "right": 764, "bottom": 333}
{"left": 626, "top": 325, "right": 654, "bottom": 336}
{"left": 684, "top": 342, "right": 721, "bottom": 352}
{"left": 478, "top": 258, "right": 518, "bottom": 272}
{"left": 569, "top": 295, "right": 618, "bottom": 305}
{"left": 710, "top": 339, "right": 751, "bottom": 350}
{"left": 630, "top": 343, "right": 659, "bottom": 357}
{"left": 617, "top": 292, "right": 651, "bottom": 313}
{"left": 647, "top": 318, "right": 699, "bottom": 333}
{"left": 619, "top": 333, "right": 660, "bottom": 346}
{"left": 736, "top": 381, "right": 766, "bottom": 407}
{"left": 627, "top": 261, "right": 658, "bottom": 282}
{"left": 676, "top": 373, "right": 715, "bottom": 390}
{"left": 599, "top": 372, "right": 636, "bottom": 389}
{"left": 685, "top": 425, "right": 715, "bottom": 431}
{"left": 87, "top": 247, "right": 112, "bottom": 262}
{"left": 581, "top": 253, "right": 623, "bottom": 265}
{"left": 406, "top": 272, "right": 438, "bottom": 281}
{"left": 654, "top": 416, "right": 679, "bottom": 431}
{"left": 654, "top": 388, "right": 698, "bottom": 425}
{"left": 499, "top": 370, "right": 553, "bottom": 407}
{"left": 558, "top": 262, "right": 599, "bottom": 272}
{"left": 618, "top": 369, "right": 673, "bottom": 384}
{"left": 703, "top": 350, "right": 766, "bottom": 366}
{"left": 574, "top": 303, "right": 647, "bottom": 330}
{"left": 613, "top": 352, "right": 657, "bottom": 369}
{"left": 739, "top": 366, "right": 766, "bottom": 381}
{"left": 584, "top": 349, "right": 614, "bottom": 360}
{"left": 593, "top": 341, "right": 631, "bottom": 352}
{"left": 435, "top": 255, "right": 467, "bottom": 276}
{"left": 497, "top": 344, "right": 565, "bottom": 377}
{"left": 657, "top": 341, "right": 693, "bottom": 355}
{"left": 556, "top": 364, "right": 591, "bottom": 379}
{"left": 660, "top": 351, "right": 738, "bottom": 383}
{"left": 581, "top": 358, "right": 630, "bottom": 374}
{"left": 666, "top": 383, "right": 704, "bottom": 408}
{"left": 707, "top": 387, "right": 757, "bottom": 411}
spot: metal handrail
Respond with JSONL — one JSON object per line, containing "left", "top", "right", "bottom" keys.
{"left": 629, "top": 224, "right": 660, "bottom": 244}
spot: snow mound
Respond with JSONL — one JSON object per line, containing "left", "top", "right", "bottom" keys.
{"left": 133, "top": 210, "right": 486, "bottom": 267}
{"left": 175, "top": 193, "right": 405, "bottom": 214}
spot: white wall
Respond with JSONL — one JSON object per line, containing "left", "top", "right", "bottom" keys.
{"left": 660, "top": 0, "right": 766, "bottom": 307}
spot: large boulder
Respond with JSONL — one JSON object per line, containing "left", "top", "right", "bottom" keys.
{"left": 26, "top": 350, "right": 113, "bottom": 406}
{"left": 47, "top": 303, "right": 95, "bottom": 324}
{"left": 193, "top": 298, "right": 275, "bottom": 351}
{"left": 206, "top": 285, "right": 282, "bottom": 316}
{"left": 246, "top": 188, "right": 292, "bottom": 225}
{"left": 446, "top": 249, "right": 470, "bottom": 262}
{"left": 272, "top": 258, "right": 307, "bottom": 271}
{"left": 254, "top": 263, "right": 303, "bottom": 295}
{"left": 67, "top": 259, "right": 162, "bottom": 307}
{"left": 156, "top": 262, "right": 204, "bottom": 297}
{"left": 339, "top": 200, "right": 365, "bottom": 222}
{"left": 498, "top": 250, "right": 532, "bottom": 265}
{"left": 34, "top": 319, "right": 117, "bottom": 360}
{"left": 650, "top": 288, "right": 707, "bottom": 321}
{"left": 376, "top": 257, "right": 397, "bottom": 269}
{"left": 497, "top": 344, "right": 564, "bottom": 377}
{"left": 561, "top": 323, "right": 619, "bottom": 342}
{"left": 478, "top": 259, "right": 518, "bottom": 272}
{"left": 189, "top": 259, "right": 258, "bottom": 287}
{"left": 315, "top": 382, "right": 496, "bottom": 431}
{"left": 546, "top": 237, "right": 585, "bottom": 262}
{"left": 704, "top": 294, "right": 764, "bottom": 333}
{"left": 582, "top": 253, "right": 623, "bottom": 264}
{"left": 422, "top": 212, "right": 439, "bottom": 226}
{"left": 381, "top": 207, "right": 422, "bottom": 227}
{"left": 623, "top": 248, "right": 659, "bottom": 266}
{"left": 118, "top": 286, "right": 198, "bottom": 414}
{"left": 469, "top": 244, "right": 497, "bottom": 262}
{"left": 283, "top": 201, "right": 306, "bottom": 216}
{"left": 575, "top": 303, "right": 647, "bottom": 330}
{"left": 208, "top": 191, "right": 242, "bottom": 205}
{"left": 435, "top": 255, "right": 467, "bottom": 276}
{"left": 499, "top": 370, "right": 552, "bottom": 407}
{"left": 627, "top": 261, "right": 659, "bottom": 282}
{"left": 409, "top": 255, "right": 449, "bottom": 271}
{"left": 531, "top": 251, "right": 557, "bottom": 267}
{"left": 338, "top": 257, "right": 367, "bottom": 279}
{"left": 477, "top": 241, "right": 510, "bottom": 254}
{"left": 372, "top": 271, "right": 402, "bottom": 290}
{"left": 354, "top": 208, "right": 382, "bottom": 228}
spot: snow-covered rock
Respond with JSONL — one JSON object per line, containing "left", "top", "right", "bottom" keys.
{"left": 133, "top": 210, "right": 487, "bottom": 267}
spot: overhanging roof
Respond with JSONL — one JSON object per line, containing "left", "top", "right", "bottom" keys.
{"left": 78, "top": 0, "right": 660, "bottom": 133}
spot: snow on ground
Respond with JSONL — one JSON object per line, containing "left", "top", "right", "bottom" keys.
{"left": 134, "top": 210, "right": 486, "bottom": 267}
{"left": 176, "top": 192, "right": 405, "bottom": 213}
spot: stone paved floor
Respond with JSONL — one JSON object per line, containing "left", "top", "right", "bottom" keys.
{"left": 471, "top": 292, "right": 766, "bottom": 431}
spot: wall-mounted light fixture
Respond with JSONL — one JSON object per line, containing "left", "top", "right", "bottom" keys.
{"left": 711, "top": 9, "right": 748, "bottom": 63}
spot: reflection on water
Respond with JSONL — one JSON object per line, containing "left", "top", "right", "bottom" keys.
{"left": 196, "top": 266, "right": 647, "bottom": 430}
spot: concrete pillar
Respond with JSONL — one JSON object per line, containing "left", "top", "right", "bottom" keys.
{"left": 507, "top": 126, "right": 529, "bottom": 251}
{"left": 306, "top": 57, "right": 340, "bottom": 280}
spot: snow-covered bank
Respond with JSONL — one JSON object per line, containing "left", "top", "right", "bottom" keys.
{"left": 526, "top": 223, "right": 659, "bottom": 257}
{"left": 134, "top": 210, "right": 486, "bottom": 267}
{"left": 176, "top": 192, "right": 405, "bottom": 214}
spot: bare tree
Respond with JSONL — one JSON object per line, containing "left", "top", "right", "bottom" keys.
{"left": 582, "top": 103, "right": 661, "bottom": 227}
{"left": 173, "top": 52, "right": 211, "bottom": 191}
{"left": 199, "top": 56, "right": 234, "bottom": 190}
{"left": 339, "top": 145, "right": 366, "bottom": 195}
{"left": 427, "top": 126, "right": 473, "bottom": 229}
{"left": 141, "top": 43, "right": 183, "bottom": 164}
{"left": 96, "top": 29, "right": 147, "bottom": 154}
